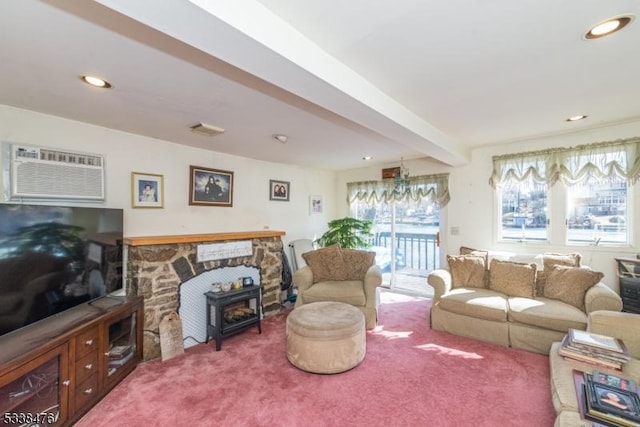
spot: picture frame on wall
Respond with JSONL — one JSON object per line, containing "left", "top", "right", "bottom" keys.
{"left": 189, "top": 166, "right": 234, "bottom": 207}
{"left": 310, "top": 195, "right": 323, "bottom": 215}
{"left": 269, "top": 179, "right": 290, "bottom": 201}
{"left": 131, "top": 172, "right": 164, "bottom": 208}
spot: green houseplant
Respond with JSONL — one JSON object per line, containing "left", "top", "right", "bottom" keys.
{"left": 315, "top": 217, "right": 374, "bottom": 249}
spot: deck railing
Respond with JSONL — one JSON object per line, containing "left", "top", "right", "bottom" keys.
{"left": 373, "top": 232, "right": 440, "bottom": 271}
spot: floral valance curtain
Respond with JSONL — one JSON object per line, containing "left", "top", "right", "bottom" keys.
{"left": 347, "top": 173, "right": 450, "bottom": 206}
{"left": 489, "top": 137, "right": 640, "bottom": 188}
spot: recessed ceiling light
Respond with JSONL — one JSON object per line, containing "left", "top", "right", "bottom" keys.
{"left": 80, "top": 75, "right": 112, "bottom": 89}
{"left": 566, "top": 115, "right": 588, "bottom": 122}
{"left": 273, "top": 134, "right": 288, "bottom": 143}
{"left": 362, "top": 156, "right": 373, "bottom": 161}
{"left": 585, "top": 15, "right": 634, "bottom": 39}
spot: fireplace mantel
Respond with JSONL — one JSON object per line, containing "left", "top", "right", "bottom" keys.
{"left": 124, "top": 230, "right": 285, "bottom": 246}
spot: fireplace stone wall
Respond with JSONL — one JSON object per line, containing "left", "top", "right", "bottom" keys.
{"left": 125, "top": 231, "right": 285, "bottom": 360}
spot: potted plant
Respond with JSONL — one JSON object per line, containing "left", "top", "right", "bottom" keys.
{"left": 315, "top": 217, "right": 373, "bottom": 249}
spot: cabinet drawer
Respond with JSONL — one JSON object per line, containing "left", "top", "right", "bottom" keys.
{"left": 75, "top": 373, "right": 99, "bottom": 410}
{"left": 75, "top": 350, "right": 98, "bottom": 384}
{"left": 75, "top": 327, "right": 99, "bottom": 358}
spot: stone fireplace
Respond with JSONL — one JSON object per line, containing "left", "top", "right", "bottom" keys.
{"left": 124, "top": 231, "right": 285, "bottom": 360}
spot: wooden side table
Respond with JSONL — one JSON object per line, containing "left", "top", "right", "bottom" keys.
{"left": 204, "top": 285, "right": 262, "bottom": 351}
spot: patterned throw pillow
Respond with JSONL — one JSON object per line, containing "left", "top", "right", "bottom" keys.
{"left": 536, "top": 253, "right": 582, "bottom": 296}
{"left": 342, "top": 249, "right": 376, "bottom": 280}
{"left": 447, "top": 254, "right": 486, "bottom": 289}
{"left": 543, "top": 265, "right": 603, "bottom": 310}
{"left": 302, "top": 244, "right": 348, "bottom": 283}
{"left": 488, "top": 259, "right": 537, "bottom": 298}
{"left": 459, "top": 246, "right": 489, "bottom": 268}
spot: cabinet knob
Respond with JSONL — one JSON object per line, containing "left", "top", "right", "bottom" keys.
{"left": 62, "top": 380, "right": 70, "bottom": 387}
{"left": 84, "top": 363, "right": 93, "bottom": 370}
{"left": 84, "top": 387, "right": 93, "bottom": 395}
{"left": 85, "top": 339, "right": 94, "bottom": 346}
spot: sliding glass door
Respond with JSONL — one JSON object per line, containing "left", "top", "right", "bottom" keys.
{"left": 351, "top": 198, "right": 440, "bottom": 293}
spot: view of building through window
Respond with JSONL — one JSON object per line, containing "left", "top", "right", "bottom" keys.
{"left": 566, "top": 180, "right": 628, "bottom": 244}
{"left": 499, "top": 186, "right": 548, "bottom": 241}
{"left": 499, "top": 180, "right": 628, "bottom": 244}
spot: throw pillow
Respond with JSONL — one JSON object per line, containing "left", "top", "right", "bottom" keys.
{"left": 459, "top": 246, "right": 489, "bottom": 268}
{"left": 447, "top": 254, "right": 486, "bottom": 289}
{"left": 342, "top": 249, "right": 376, "bottom": 281}
{"left": 302, "top": 244, "right": 348, "bottom": 283}
{"left": 488, "top": 259, "right": 537, "bottom": 298}
{"left": 543, "top": 265, "right": 603, "bottom": 311}
{"left": 536, "top": 252, "right": 582, "bottom": 297}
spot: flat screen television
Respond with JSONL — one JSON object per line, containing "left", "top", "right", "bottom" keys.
{"left": 0, "top": 203, "right": 124, "bottom": 336}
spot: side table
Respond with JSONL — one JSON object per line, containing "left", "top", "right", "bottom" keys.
{"left": 615, "top": 258, "right": 640, "bottom": 314}
{"left": 204, "top": 285, "right": 262, "bottom": 351}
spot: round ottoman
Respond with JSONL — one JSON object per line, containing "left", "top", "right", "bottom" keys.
{"left": 286, "top": 301, "right": 366, "bottom": 374}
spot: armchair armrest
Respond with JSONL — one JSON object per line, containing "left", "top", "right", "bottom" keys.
{"left": 588, "top": 310, "right": 640, "bottom": 359}
{"left": 428, "top": 269, "right": 452, "bottom": 302}
{"left": 293, "top": 266, "right": 314, "bottom": 292}
{"left": 363, "top": 265, "right": 382, "bottom": 308}
{"left": 584, "top": 282, "right": 623, "bottom": 314}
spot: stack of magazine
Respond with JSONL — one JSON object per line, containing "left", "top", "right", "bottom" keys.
{"left": 581, "top": 371, "right": 640, "bottom": 427}
{"left": 559, "top": 329, "right": 632, "bottom": 370}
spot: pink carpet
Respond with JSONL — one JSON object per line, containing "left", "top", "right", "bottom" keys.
{"left": 77, "top": 292, "right": 555, "bottom": 426}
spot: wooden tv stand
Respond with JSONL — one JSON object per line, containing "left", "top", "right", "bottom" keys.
{"left": 0, "top": 296, "right": 143, "bottom": 426}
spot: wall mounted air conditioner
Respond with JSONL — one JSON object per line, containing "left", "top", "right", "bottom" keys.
{"left": 8, "top": 143, "right": 105, "bottom": 201}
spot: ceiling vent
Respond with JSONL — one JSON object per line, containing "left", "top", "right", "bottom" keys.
{"left": 190, "top": 123, "right": 225, "bottom": 137}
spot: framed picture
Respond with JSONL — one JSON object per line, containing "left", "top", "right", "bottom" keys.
{"left": 132, "top": 172, "right": 164, "bottom": 208}
{"left": 269, "top": 179, "right": 290, "bottom": 201}
{"left": 189, "top": 166, "right": 234, "bottom": 207}
{"left": 310, "top": 195, "right": 323, "bottom": 215}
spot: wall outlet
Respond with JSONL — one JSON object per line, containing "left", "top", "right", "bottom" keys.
{"left": 450, "top": 226, "right": 460, "bottom": 236}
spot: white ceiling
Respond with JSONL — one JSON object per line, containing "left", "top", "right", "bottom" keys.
{"left": 1, "top": 0, "right": 639, "bottom": 171}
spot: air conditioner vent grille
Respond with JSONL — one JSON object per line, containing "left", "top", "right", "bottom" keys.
{"left": 9, "top": 144, "right": 105, "bottom": 200}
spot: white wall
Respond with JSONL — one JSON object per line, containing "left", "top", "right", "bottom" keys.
{"left": 0, "top": 105, "right": 335, "bottom": 250}
{"left": 338, "top": 121, "right": 640, "bottom": 287}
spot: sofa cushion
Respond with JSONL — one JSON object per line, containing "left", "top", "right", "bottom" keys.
{"left": 447, "top": 254, "right": 486, "bottom": 289}
{"left": 543, "top": 266, "right": 603, "bottom": 311}
{"left": 508, "top": 297, "right": 587, "bottom": 332}
{"left": 300, "top": 280, "right": 367, "bottom": 306}
{"left": 488, "top": 259, "right": 537, "bottom": 298}
{"left": 536, "top": 253, "right": 582, "bottom": 297}
{"left": 302, "top": 244, "right": 348, "bottom": 283}
{"left": 437, "top": 288, "right": 508, "bottom": 322}
{"left": 341, "top": 249, "right": 376, "bottom": 281}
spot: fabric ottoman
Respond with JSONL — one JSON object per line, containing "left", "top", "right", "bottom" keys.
{"left": 286, "top": 301, "right": 366, "bottom": 374}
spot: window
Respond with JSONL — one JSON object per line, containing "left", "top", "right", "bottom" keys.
{"left": 490, "top": 137, "right": 640, "bottom": 246}
{"left": 499, "top": 185, "right": 548, "bottom": 241}
{"left": 566, "top": 179, "right": 628, "bottom": 244}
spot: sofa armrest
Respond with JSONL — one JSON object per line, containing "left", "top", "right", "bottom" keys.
{"left": 584, "top": 282, "right": 623, "bottom": 314}
{"left": 293, "top": 266, "right": 314, "bottom": 292}
{"left": 588, "top": 310, "right": 640, "bottom": 359}
{"left": 363, "top": 265, "right": 382, "bottom": 308}
{"left": 427, "top": 269, "right": 452, "bottom": 302}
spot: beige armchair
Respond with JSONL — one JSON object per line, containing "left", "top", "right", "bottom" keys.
{"left": 293, "top": 244, "right": 382, "bottom": 329}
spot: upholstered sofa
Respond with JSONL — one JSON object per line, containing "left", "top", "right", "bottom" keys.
{"left": 427, "top": 249, "right": 623, "bottom": 354}
{"left": 550, "top": 310, "right": 640, "bottom": 426}
{"left": 293, "top": 244, "right": 382, "bottom": 329}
